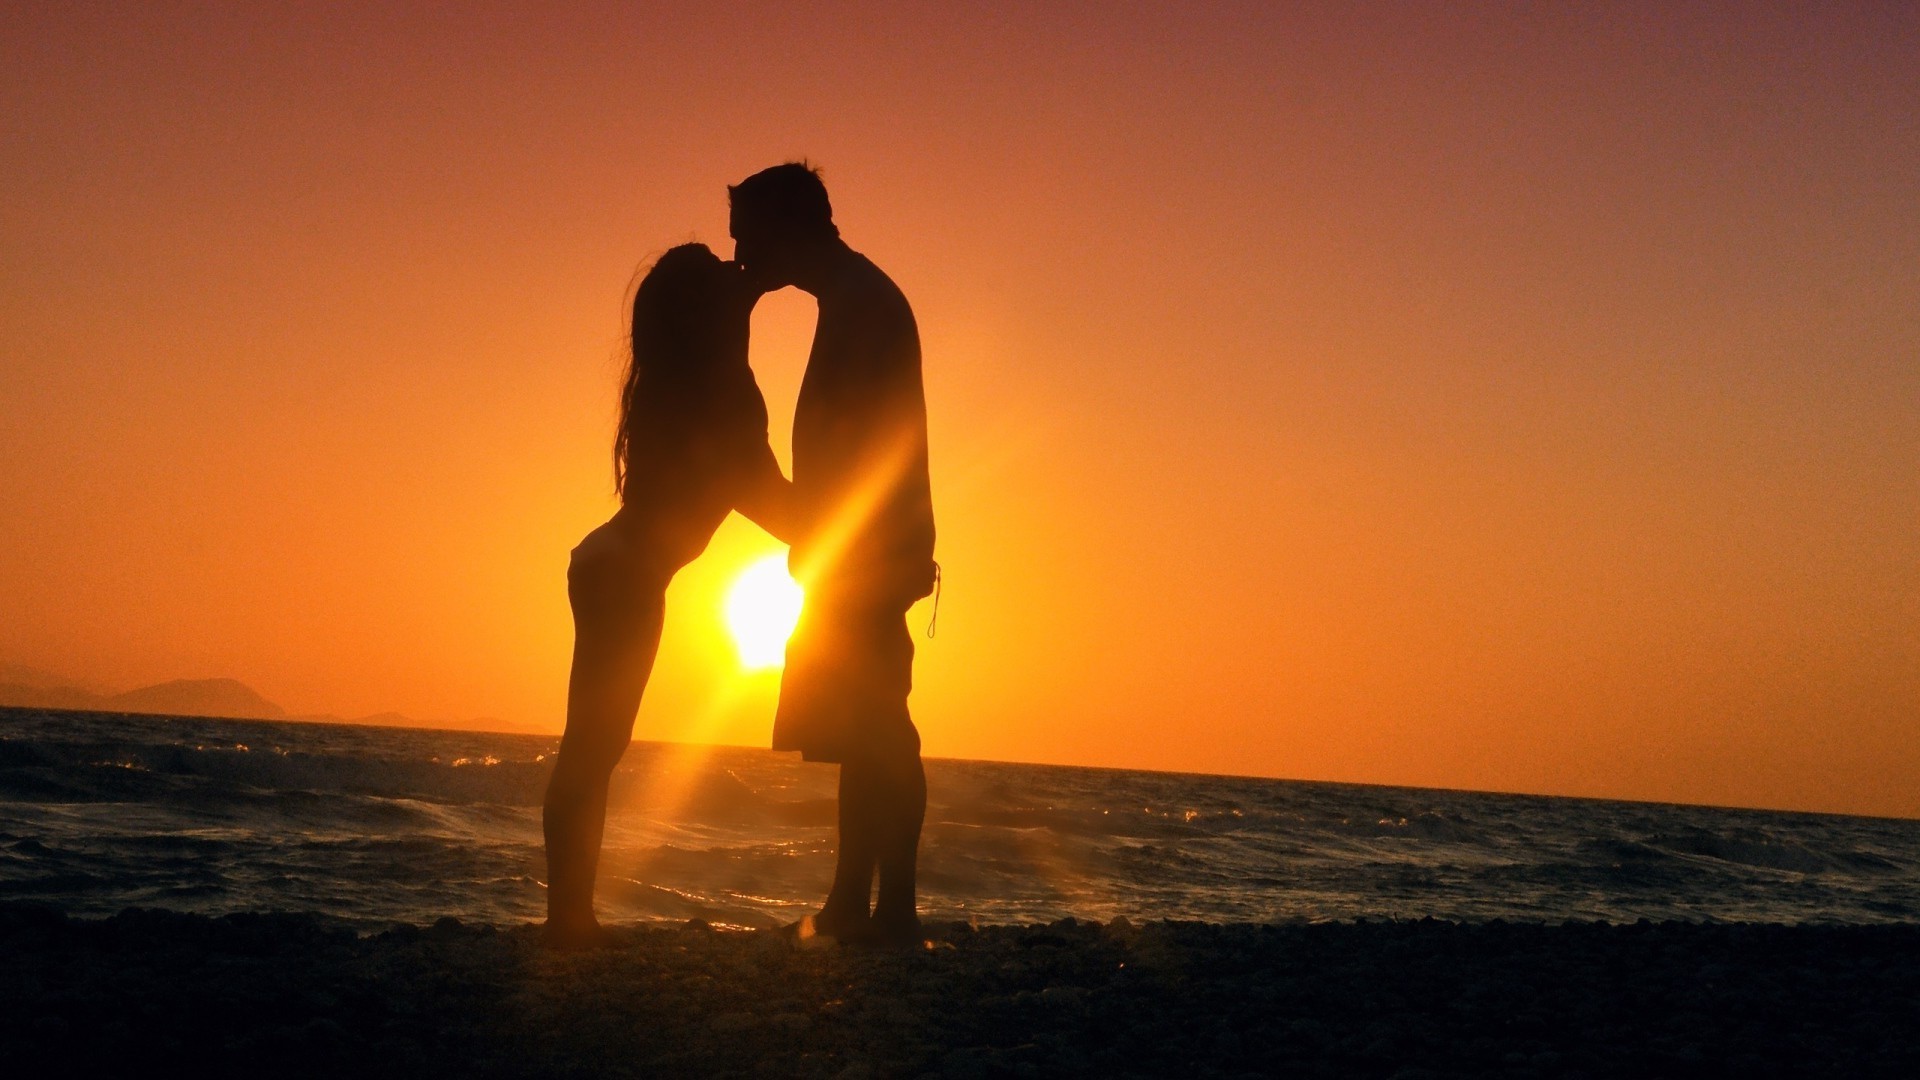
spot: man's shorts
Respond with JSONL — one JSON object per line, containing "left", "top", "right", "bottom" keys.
{"left": 771, "top": 598, "right": 919, "bottom": 764}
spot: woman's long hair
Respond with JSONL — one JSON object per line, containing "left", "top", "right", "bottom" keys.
{"left": 613, "top": 243, "right": 736, "bottom": 499}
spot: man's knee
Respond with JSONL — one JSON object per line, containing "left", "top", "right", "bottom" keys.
{"left": 844, "top": 723, "right": 921, "bottom": 788}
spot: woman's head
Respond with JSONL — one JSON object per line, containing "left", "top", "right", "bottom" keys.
{"left": 615, "top": 243, "right": 749, "bottom": 496}
{"left": 629, "top": 243, "right": 747, "bottom": 368}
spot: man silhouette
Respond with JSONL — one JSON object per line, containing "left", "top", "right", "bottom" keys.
{"left": 730, "top": 163, "right": 936, "bottom": 945}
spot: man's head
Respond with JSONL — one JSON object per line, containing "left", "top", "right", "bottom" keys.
{"left": 729, "top": 162, "right": 839, "bottom": 291}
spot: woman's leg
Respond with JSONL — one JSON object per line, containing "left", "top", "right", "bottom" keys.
{"left": 542, "top": 526, "right": 665, "bottom": 945}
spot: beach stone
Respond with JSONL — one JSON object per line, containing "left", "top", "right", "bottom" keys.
{"left": 1045, "top": 1046, "right": 1090, "bottom": 1072}
{"left": 14, "top": 907, "right": 1920, "bottom": 1077}
{"left": 1019, "top": 930, "right": 1068, "bottom": 949}
{"left": 939, "top": 1046, "right": 1004, "bottom": 1079}
{"left": 769, "top": 1012, "right": 813, "bottom": 1035}
{"left": 1038, "top": 985, "right": 1084, "bottom": 1010}
{"left": 708, "top": 1011, "right": 760, "bottom": 1034}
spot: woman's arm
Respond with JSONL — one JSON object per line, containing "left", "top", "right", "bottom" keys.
{"left": 733, "top": 442, "right": 797, "bottom": 545}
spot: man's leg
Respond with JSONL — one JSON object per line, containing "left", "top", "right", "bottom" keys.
{"left": 816, "top": 762, "right": 879, "bottom": 936}
{"left": 801, "top": 609, "right": 924, "bottom": 943}
{"left": 817, "top": 737, "right": 923, "bottom": 943}
{"left": 869, "top": 614, "right": 926, "bottom": 942}
{"left": 871, "top": 727, "right": 927, "bottom": 941}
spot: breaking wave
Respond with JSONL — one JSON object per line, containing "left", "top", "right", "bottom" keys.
{"left": 4, "top": 707, "right": 1919, "bottom": 929}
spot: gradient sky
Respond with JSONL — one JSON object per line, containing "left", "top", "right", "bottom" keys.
{"left": 4, "top": 3, "right": 1916, "bottom": 817}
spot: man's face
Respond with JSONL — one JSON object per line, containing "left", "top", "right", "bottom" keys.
{"left": 729, "top": 206, "right": 789, "bottom": 293}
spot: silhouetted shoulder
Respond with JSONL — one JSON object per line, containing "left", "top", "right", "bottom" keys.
{"left": 816, "top": 253, "right": 919, "bottom": 379}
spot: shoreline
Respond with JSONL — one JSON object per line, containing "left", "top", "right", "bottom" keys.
{"left": 7, "top": 904, "right": 1919, "bottom": 1077}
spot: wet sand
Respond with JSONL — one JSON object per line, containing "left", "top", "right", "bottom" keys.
{"left": 6, "top": 904, "right": 1918, "bottom": 1078}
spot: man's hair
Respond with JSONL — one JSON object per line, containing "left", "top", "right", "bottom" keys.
{"left": 729, "top": 161, "right": 839, "bottom": 240}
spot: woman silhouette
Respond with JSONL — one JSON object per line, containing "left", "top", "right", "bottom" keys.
{"left": 542, "top": 244, "right": 789, "bottom": 947}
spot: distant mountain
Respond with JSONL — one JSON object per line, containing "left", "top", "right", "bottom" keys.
{"left": 0, "top": 681, "right": 103, "bottom": 711}
{"left": 0, "top": 667, "right": 546, "bottom": 734}
{"left": 102, "top": 678, "right": 286, "bottom": 720}
{"left": 0, "top": 676, "right": 286, "bottom": 720}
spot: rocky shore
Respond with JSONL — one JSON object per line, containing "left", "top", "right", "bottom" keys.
{"left": 6, "top": 904, "right": 1919, "bottom": 1078}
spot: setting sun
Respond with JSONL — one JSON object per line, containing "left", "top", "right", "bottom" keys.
{"left": 724, "top": 554, "right": 804, "bottom": 670}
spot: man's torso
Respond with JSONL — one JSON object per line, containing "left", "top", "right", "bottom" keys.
{"left": 791, "top": 252, "right": 935, "bottom": 607}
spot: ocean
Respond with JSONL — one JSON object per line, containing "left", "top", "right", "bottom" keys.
{"left": 4, "top": 706, "right": 1917, "bottom": 929}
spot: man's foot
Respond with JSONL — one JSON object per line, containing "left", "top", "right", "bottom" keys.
{"left": 543, "top": 916, "right": 612, "bottom": 951}
{"left": 811, "top": 903, "right": 872, "bottom": 941}
{"left": 867, "top": 910, "right": 924, "bottom": 950}
{"left": 773, "top": 905, "right": 874, "bottom": 949}
{"left": 771, "top": 912, "right": 854, "bottom": 951}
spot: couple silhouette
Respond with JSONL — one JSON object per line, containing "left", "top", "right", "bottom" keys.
{"left": 542, "top": 164, "right": 938, "bottom": 949}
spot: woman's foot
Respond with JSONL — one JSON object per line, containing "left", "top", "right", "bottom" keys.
{"left": 543, "top": 915, "right": 612, "bottom": 951}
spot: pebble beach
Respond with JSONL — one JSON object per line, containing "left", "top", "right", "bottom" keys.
{"left": 8, "top": 904, "right": 1920, "bottom": 1078}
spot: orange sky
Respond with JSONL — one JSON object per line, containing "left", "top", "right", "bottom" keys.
{"left": 3, "top": 4, "right": 1916, "bottom": 817}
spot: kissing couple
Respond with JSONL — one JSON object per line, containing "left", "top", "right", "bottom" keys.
{"left": 540, "top": 164, "right": 938, "bottom": 949}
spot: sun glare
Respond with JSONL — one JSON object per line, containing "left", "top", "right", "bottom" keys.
{"left": 724, "top": 554, "right": 804, "bottom": 669}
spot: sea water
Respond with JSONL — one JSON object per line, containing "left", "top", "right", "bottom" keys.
{"left": 3, "top": 706, "right": 1917, "bottom": 929}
